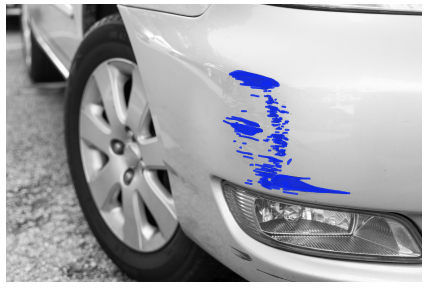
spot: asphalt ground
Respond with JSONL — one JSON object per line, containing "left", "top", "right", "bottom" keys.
{"left": 6, "top": 16, "right": 244, "bottom": 282}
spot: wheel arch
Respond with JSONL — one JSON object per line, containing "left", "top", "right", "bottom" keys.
{"left": 82, "top": 4, "right": 120, "bottom": 35}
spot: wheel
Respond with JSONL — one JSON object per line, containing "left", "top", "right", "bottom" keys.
{"left": 20, "top": 5, "right": 63, "bottom": 82}
{"left": 64, "top": 14, "right": 222, "bottom": 281}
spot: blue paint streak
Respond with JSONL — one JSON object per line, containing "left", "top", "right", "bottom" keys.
{"left": 229, "top": 70, "right": 280, "bottom": 92}
{"left": 253, "top": 163, "right": 349, "bottom": 194}
{"left": 237, "top": 134, "right": 259, "bottom": 141}
{"left": 223, "top": 116, "right": 263, "bottom": 142}
{"left": 225, "top": 70, "right": 350, "bottom": 195}
{"left": 236, "top": 150, "right": 253, "bottom": 155}
{"left": 242, "top": 142, "right": 247, "bottom": 145}
{"left": 241, "top": 110, "right": 247, "bottom": 112}
{"left": 246, "top": 179, "right": 252, "bottom": 182}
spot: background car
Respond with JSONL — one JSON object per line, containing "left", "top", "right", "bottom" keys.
{"left": 6, "top": 4, "right": 21, "bottom": 16}
{"left": 21, "top": 4, "right": 422, "bottom": 281}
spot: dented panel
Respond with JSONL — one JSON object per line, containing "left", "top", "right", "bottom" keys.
{"left": 119, "top": 4, "right": 421, "bottom": 281}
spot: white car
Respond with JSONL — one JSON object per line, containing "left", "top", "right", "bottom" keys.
{"left": 21, "top": 4, "right": 422, "bottom": 281}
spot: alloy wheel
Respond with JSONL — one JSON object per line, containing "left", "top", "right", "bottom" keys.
{"left": 79, "top": 59, "right": 177, "bottom": 252}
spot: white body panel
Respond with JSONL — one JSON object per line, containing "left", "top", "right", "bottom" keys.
{"left": 119, "top": 4, "right": 421, "bottom": 281}
{"left": 27, "top": 4, "right": 83, "bottom": 71}
{"left": 125, "top": 4, "right": 210, "bottom": 16}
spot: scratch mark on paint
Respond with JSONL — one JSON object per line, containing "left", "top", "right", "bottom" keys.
{"left": 223, "top": 70, "right": 350, "bottom": 195}
{"left": 230, "top": 246, "right": 252, "bottom": 261}
{"left": 256, "top": 269, "right": 293, "bottom": 281}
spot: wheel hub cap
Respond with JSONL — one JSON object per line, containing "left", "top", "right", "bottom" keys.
{"left": 124, "top": 142, "right": 141, "bottom": 168}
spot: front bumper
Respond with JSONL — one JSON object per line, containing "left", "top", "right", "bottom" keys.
{"left": 119, "top": 4, "right": 421, "bottom": 281}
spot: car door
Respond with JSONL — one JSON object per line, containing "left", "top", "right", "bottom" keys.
{"left": 28, "top": 4, "right": 83, "bottom": 71}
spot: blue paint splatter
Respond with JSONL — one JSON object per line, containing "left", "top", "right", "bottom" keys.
{"left": 238, "top": 135, "right": 259, "bottom": 141}
{"left": 242, "top": 142, "right": 247, "bottom": 145}
{"left": 223, "top": 116, "right": 263, "bottom": 142}
{"left": 223, "top": 70, "right": 350, "bottom": 195}
{"left": 236, "top": 150, "right": 253, "bottom": 155}
{"left": 230, "top": 70, "right": 280, "bottom": 92}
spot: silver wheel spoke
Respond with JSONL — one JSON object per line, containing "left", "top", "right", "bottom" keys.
{"left": 93, "top": 62, "right": 128, "bottom": 134}
{"left": 126, "top": 67, "right": 150, "bottom": 135}
{"left": 121, "top": 186, "right": 144, "bottom": 249}
{"left": 88, "top": 160, "right": 122, "bottom": 209}
{"left": 136, "top": 172, "right": 177, "bottom": 240}
{"left": 80, "top": 108, "right": 111, "bottom": 154}
{"left": 139, "top": 138, "right": 165, "bottom": 170}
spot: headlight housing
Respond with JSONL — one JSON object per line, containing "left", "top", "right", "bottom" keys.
{"left": 276, "top": 4, "right": 422, "bottom": 15}
{"left": 223, "top": 182, "right": 421, "bottom": 263}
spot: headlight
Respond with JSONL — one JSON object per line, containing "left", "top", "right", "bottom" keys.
{"left": 223, "top": 182, "right": 422, "bottom": 263}
{"left": 277, "top": 4, "right": 422, "bottom": 15}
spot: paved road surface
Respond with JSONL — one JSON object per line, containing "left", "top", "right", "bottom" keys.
{"left": 6, "top": 16, "right": 244, "bottom": 282}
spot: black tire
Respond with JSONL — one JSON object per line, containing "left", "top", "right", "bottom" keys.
{"left": 20, "top": 10, "right": 64, "bottom": 82}
{"left": 64, "top": 14, "right": 222, "bottom": 281}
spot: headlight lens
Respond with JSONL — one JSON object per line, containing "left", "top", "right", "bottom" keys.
{"left": 223, "top": 182, "right": 421, "bottom": 263}
{"left": 279, "top": 4, "right": 422, "bottom": 15}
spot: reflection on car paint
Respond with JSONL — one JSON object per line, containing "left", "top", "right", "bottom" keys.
{"left": 223, "top": 70, "right": 350, "bottom": 195}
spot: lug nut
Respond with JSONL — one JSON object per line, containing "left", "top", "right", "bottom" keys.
{"left": 123, "top": 169, "right": 134, "bottom": 185}
{"left": 111, "top": 140, "right": 124, "bottom": 155}
{"left": 126, "top": 127, "right": 137, "bottom": 142}
{"left": 126, "top": 127, "right": 133, "bottom": 136}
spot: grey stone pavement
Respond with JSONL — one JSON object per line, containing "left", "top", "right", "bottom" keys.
{"left": 6, "top": 16, "right": 244, "bottom": 282}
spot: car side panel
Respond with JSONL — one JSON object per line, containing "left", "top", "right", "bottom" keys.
{"left": 27, "top": 4, "right": 83, "bottom": 71}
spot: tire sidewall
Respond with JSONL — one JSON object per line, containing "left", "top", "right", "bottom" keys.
{"left": 64, "top": 17, "right": 201, "bottom": 281}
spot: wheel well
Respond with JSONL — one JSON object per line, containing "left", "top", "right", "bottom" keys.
{"left": 82, "top": 4, "right": 120, "bottom": 34}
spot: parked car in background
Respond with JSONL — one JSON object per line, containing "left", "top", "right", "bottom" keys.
{"left": 21, "top": 4, "right": 422, "bottom": 281}
{"left": 6, "top": 4, "right": 21, "bottom": 16}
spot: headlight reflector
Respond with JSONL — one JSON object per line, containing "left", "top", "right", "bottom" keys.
{"left": 223, "top": 182, "right": 421, "bottom": 263}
